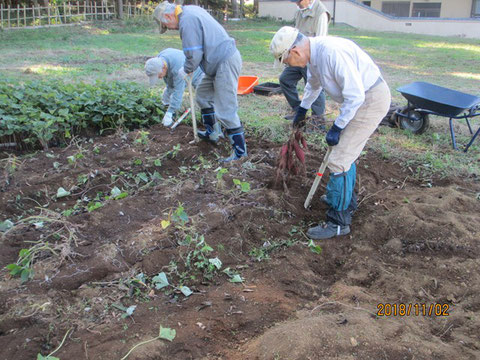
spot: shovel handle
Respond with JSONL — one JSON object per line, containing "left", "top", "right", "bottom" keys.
{"left": 187, "top": 76, "right": 199, "bottom": 143}
{"left": 304, "top": 146, "right": 332, "bottom": 209}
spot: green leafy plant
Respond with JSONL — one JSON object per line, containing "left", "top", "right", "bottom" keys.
{"left": 6, "top": 242, "right": 57, "bottom": 283}
{"left": 232, "top": 179, "right": 251, "bottom": 195}
{"left": 87, "top": 201, "right": 103, "bottom": 212}
{"left": 222, "top": 267, "right": 244, "bottom": 283}
{"left": 134, "top": 130, "right": 150, "bottom": 147}
{"left": 183, "top": 235, "right": 221, "bottom": 281}
{"left": 0, "top": 80, "right": 164, "bottom": 149}
{"left": 120, "top": 325, "right": 175, "bottom": 360}
{"left": 249, "top": 239, "right": 295, "bottom": 262}
{"left": 308, "top": 240, "right": 322, "bottom": 255}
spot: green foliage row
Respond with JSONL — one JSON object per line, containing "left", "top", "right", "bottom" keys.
{"left": 0, "top": 80, "right": 164, "bottom": 148}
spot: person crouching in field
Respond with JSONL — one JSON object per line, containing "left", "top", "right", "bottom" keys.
{"left": 145, "top": 48, "right": 204, "bottom": 127}
{"left": 270, "top": 26, "right": 391, "bottom": 240}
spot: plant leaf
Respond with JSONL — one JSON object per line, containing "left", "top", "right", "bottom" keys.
{"left": 56, "top": 187, "right": 71, "bottom": 198}
{"left": 125, "top": 305, "right": 136, "bottom": 316}
{"left": 0, "top": 219, "right": 14, "bottom": 232}
{"left": 229, "top": 274, "right": 244, "bottom": 283}
{"left": 152, "top": 272, "right": 169, "bottom": 290}
{"left": 308, "top": 240, "right": 322, "bottom": 255}
{"left": 208, "top": 257, "right": 222, "bottom": 270}
{"left": 111, "top": 186, "right": 122, "bottom": 198}
{"left": 159, "top": 326, "right": 176, "bottom": 342}
{"left": 161, "top": 220, "right": 170, "bottom": 229}
{"left": 179, "top": 285, "right": 193, "bottom": 297}
{"left": 241, "top": 182, "right": 251, "bottom": 192}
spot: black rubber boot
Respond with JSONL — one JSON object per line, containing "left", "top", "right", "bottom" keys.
{"left": 221, "top": 127, "right": 247, "bottom": 162}
{"left": 198, "top": 108, "right": 223, "bottom": 144}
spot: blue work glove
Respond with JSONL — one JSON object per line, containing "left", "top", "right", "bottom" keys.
{"left": 292, "top": 106, "right": 308, "bottom": 128}
{"left": 326, "top": 124, "right": 343, "bottom": 146}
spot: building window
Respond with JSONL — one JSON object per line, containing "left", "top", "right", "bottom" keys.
{"left": 362, "top": 1, "right": 372, "bottom": 6}
{"left": 411, "top": 3, "right": 441, "bottom": 17}
{"left": 381, "top": 1, "right": 410, "bottom": 17}
{"left": 473, "top": 0, "right": 480, "bottom": 17}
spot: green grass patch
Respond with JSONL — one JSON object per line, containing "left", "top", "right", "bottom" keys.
{"left": 1, "top": 19, "right": 479, "bottom": 177}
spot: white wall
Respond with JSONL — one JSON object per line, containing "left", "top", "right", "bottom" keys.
{"left": 324, "top": 0, "right": 480, "bottom": 38}
{"left": 259, "top": 1, "right": 297, "bottom": 20}
{"left": 259, "top": 0, "right": 480, "bottom": 38}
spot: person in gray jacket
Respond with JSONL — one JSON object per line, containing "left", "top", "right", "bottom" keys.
{"left": 153, "top": 1, "right": 247, "bottom": 162}
{"left": 281, "top": 0, "right": 330, "bottom": 121}
{"left": 145, "top": 48, "right": 204, "bottom": 127}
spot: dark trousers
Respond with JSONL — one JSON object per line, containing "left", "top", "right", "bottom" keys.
{"left": 279, "top": 66, "right": 325, "bottom": 115}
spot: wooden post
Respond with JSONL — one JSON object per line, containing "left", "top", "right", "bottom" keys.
{"left": 23, "top": 5, "right": 26, "bottom": 26}
{"left": 47, "top": 4, "right": 50, "bottom": 25}
{"left": 17, "top": 4, "right": 20, "bottom": 27}
{"left": 32, "top": 5, "right": 35, "bottom": 26}
{"left": 7, "top": 5, "right": 11, "bottom": 28}
{"left": 102, "top": 0, "right": 105, "bottom": 20}
{"left": 1, "top": 4, "right": 3, "bottom": 28}
{"left": 63, "top": 2, "right": 66, "bottom": 23}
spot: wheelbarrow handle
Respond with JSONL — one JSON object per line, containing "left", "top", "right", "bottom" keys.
{"left": 304, "top": 147, "right": 332, "bottom": 209}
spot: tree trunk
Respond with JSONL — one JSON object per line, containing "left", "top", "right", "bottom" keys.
{"left": 116, "top": 0, "right": 123, "bottom": 19}
{"left": 254, "top": 0, "right": 259, "bottom": 16}
{"left": 231, "top": 0, "right": 239, "bottom": 18}
{"left": 240, "top": 0, "right": 244, "bottom": 18}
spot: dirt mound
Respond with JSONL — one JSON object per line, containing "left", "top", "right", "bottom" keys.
{"left": 1, "top": 125, "right": 479, "bottom": 359}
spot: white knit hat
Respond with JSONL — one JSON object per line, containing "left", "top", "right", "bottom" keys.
{"left": 270, "top": 26, "right": 299, "bottom": 67}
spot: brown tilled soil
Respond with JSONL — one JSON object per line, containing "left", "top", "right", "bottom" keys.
{"left": 1, "top": 124, "right": 479, "bottom": 360}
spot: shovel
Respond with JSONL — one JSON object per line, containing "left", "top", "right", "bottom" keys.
{"left": 186, "top": 76, "right": 199, "bottom": 143}
{"left": 170, "top": 108, "right": 191, "bottom": 129}
{"left": 304, "top": 146, "right": 332, "bottom": 209}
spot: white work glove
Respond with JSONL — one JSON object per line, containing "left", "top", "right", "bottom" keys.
{"left": 162, "top": 112, "right": 173, "bottom": 127}
{"left": 178, "top": 67, "right": 188, "bottom": 79}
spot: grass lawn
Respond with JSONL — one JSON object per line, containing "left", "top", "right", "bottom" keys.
{"left": 1, "top": 18, "right": 479, "bottom": 178}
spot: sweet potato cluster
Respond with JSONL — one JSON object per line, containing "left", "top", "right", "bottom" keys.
{"left": 275, "top": 130, "right": 308, "bottom": 186}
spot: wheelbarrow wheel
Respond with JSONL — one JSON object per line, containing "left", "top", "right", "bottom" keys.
{"left": 397, "top": 107, "right": 430, "bottom": 135}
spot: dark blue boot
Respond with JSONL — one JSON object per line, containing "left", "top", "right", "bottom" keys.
{"left": 221, "top": 127, "right": 248, "bottom": 162}
{"left": 198, "top": 108, "right": 223, "bottom": 144}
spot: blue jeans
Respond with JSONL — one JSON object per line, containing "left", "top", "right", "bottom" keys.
{"left": 279, "top": 66, "right": 325, "bottom": 115}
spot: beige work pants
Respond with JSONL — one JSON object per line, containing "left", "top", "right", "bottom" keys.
{"left": 328, "top": 81, "right": 391, "bottom": 173}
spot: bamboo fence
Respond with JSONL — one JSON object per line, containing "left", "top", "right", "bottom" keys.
{"left": 0, "top": 1, "right": 155, "bottom": 29}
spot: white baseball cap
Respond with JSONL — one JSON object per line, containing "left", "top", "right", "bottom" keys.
{"left": 270, "top": 26, "right": 299, "bottom": 67}
{"left": 145, "top": 57, "right": 166, "bottom": 86}
{"left": 153, "top": 1, "right": 176, "bottom": 33}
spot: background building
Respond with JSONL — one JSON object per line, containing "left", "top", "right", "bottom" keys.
{"left": 259, "top": 0, "right": 480, "bottom": 38}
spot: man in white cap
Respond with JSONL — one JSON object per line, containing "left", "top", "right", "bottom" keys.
{"left": 270, "top": 26, "right": 391, "bottom": 240}
{"left": 145, "top": 48, "right": 204, "bottom": 127}
{"left": 153, "top": 1, "right": 246, "bottom": 163}
{"left": 281, "top": 0, "right": 330, "bottom": 121}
